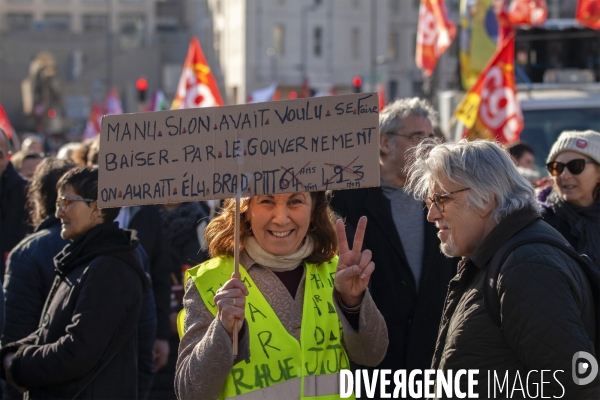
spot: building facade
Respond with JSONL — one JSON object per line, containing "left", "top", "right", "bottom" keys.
{"left": 210, "top": 0, "right": 460, "bottom": 105}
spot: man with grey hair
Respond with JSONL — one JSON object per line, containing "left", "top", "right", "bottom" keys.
{"left": 0, "top": 128, "right": 30, "bottom": 278}
{"left": 406, "top": 139, "right": 599, "bottom": 399}
{"left": 330, "top": 98, "right": 457, "bottom": 395}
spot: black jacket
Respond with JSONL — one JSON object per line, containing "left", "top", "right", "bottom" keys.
{"left": 0, "top": 162, "right": 30, "bottom": 272}
{"left": 330, "top": 187, "right": 457, "bottom": 373}
{"left": 128, "top": 206, "right": 172, "bottom": 340}
{"left": 432, "top": 208, "right": 599, "bottom": 399}
{"left": 2, "top": 215, "right": 157, "bottom": 399}
{"left": 1, "top": 222, "right": 151, "bottom": 399}
{"left": 2, "top": 215, "right": 67, "bottom": 347}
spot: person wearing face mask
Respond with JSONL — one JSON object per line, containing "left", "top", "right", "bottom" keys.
{"left": 538, "top": 130, "right": 600, "bottom": 268}
{"left": 175, "top": 191, "right": 388, "bottom": 400}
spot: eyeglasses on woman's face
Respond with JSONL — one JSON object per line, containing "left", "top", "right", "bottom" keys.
{"left": 56, "top": 196, "right": 95, "bottom": 211}
{"left": 425, "top": 188, "right": 471, "bottom": 213}
{"left": 546, "top": 159, "right": 598, "bottom": 176}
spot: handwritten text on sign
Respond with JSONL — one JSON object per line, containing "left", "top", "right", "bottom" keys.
{"left": 98, "top": 93, "right": 380, "bottom": 207}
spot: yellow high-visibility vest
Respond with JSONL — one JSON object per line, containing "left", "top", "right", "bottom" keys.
{"left": 177, "top": 256, "right": 355, "bottom": 399}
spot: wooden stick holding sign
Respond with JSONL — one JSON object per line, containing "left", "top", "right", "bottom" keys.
{"left": 98, "top": 93, "right": 380, "bottom": 356}
{"left": 233, "top": 195, "right": 240, "bottom": 356}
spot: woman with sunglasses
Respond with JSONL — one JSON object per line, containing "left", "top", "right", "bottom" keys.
{"left": 0, "top": 166, "right": 151, "bottom": 399}
{"left": 538, "top": 130, "right": 600, "bottom": 267}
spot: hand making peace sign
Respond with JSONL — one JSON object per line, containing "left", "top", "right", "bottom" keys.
{"left": 334, "top": 216, "right": 375, "bottom": 308}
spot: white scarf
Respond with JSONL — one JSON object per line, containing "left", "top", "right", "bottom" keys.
{"left": 244, "top": 235, "right": 314, "bottom": 271}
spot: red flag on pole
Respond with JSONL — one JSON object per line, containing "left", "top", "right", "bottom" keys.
{"left": 82, "top": 102, "right": 104, "bottom": 140}
{"left": 507, "top": 0, "right": 548, "bottom": 26}
{"left": 454, "top": 32, "right": 523, "bottom": 143}
{"left": 0, "top": 102, "right": 14, "bottom": 139}
{"left": 378, "top": 83, "right": 386, "bottom": 111}
{"left": 172, "top": 37, "right": 225, "bottom": 109}
{"left": 416, "top": 0, "right": 457, "bottom": 77}
{"left": 576, "top": 0, "right": 600, "bottom": 30}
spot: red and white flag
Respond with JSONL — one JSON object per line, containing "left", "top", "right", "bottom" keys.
{"left": 0, "top": 102, "right": 15, "bottom": 139}
{"left": 172, "top": 37, "right": 224, "bottom": 109}
{"left": 576, "top": 0, "right": 600, "bottom": 30}
{"left": 455, "top": 32, "right": 523, "bottom": 143}
{"left": 416, "top": 0, "right": 457, "bottom": 77}
{"left": 507, "top": 0, "right": 548, "bottom": 26}
{"left": 246, "top": 82, "right": 278, "bottom": 103}
{"left": 82, "top": 102, "right": 104, "bottom": 140}
{"left": 104, "top": 88, "right": 124, "bottom": 115}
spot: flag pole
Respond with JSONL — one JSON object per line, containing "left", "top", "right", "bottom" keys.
{"left": 233, "top": 195, "right": 240, "bottom": 356}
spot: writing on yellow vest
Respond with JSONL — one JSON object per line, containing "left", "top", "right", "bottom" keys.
{"left": 177, "top": 256, "right": 355, "bottom": 399}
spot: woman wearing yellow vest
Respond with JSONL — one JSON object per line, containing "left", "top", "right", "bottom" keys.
{"left": 175, "top": 191, "right": 388, "bottom": 399}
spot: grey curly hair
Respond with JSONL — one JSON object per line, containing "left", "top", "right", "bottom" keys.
{"left": 405, "top": 139, "right": 540, "bottom": 223}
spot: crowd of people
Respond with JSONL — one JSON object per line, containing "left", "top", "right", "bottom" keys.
{"left": 0, "top": 95, "right": 597, "bottom": 399}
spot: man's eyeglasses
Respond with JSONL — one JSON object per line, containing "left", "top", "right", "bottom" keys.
{"left": 425, "top": 188, "right": 471, "bottom": 213}
{"left": 388, "top": 132, "right": 434, "bottom": 143}
{"left": 56, "top": 196, "right": 95, "bottom": 211}
{"left": 546, "top": 159, "right": 598, "bottom": 177}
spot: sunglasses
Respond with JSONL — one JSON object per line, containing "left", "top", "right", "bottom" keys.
{"left": 56, "top": 196, "right": 95, "bottom": 211}
{"left": 546, "top": 159, "right": 598, "bottom": 176}
{"left": 425, "top": 188, "right": 471, "bottom": 213}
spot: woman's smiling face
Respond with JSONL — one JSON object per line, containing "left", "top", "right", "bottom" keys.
{"left": 552, "top": 151, "right": 600, "bottom": 207}
{"left": 245, "top": 192, "right": 313, "bottom": 256}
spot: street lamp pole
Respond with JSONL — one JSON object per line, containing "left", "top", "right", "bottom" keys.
{"left": 106, "top": 0, "right": 114, "bottom": 93}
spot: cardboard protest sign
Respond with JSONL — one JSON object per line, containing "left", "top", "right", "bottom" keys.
{"left": 98, "top": 93, "right": 380, "bottom": 208}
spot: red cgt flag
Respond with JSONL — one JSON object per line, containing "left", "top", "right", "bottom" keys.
{"left": 507, "top": 0, "right": 548, "bottom": 26}
{"left": 172, "top": 37, "right": 224, "bottom": 109}
{"left": 454, "top": 32, "right": 523, "bottom": 143}
{"left": 576, "top": 0, "right": 600, "bottom": 30}
{"left": 0, "top": 102, "right": 14, "bottom": 139}
{"left": 416, "top": 0, "right": 457, "bottom": 77}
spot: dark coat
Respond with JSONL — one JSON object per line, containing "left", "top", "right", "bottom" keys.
{"left": 2, "top": 216, "right": 157, "bottom": 400}
{"left": 330, "top": 187, "right": 457, "bottom": 373}
{"left": 1, "top": 222, "right": 151, "bottom": 399}
{"left": 2, "top": 215, "right": 67, "bottom": 347}
{"left": 0, "top": 162, "right": 30, "bottom": 272}
{"left": 128, "top": 206, "right": 172, "bottom": 340}
{"left": 432, "top": 208, "right": 599, "bottom": 399}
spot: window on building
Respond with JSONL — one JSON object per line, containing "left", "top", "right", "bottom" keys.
{"left": 353, "top": 0, "right": 360, "bottom": 8}
{"left": 314, "top": 0, "right": 322, "bottom": 5}
{"left": 119, "top": 15, "right": 145, "bottom": 49}
{"left": 314, "top": 27, "right": 322, "bottom": 57}
{"left": 6, "top": 13, "right": 32, "bottom": 31}
{"left": 351, "top": 28, "right": 360, "bottom": 60}
{"left": 82, "top": 15, "right": 108, "bottom": 32}
{"left": 43, "top": 14, "right": 71, "bottom": 31}
{"left": 387, "top": 31, "right": 399, "bottom": 61}
{"left": 273, "top": 24, "right": 285, "bottom": 55}
{"left": 390, "top": 0, "right": 400, "bottom": 14}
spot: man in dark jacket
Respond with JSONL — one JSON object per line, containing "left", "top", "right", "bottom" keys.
{"left": 0, "top": 128, "right": 29, "bottom": 274}
{"left": 405, "top": 139, "right": 599, "bottom": 399}
{"left": 330, "top": 98, "right": 457, "bottom": 395}
{"left": 116, "top": 205, "right": 172, "bottom": 372}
